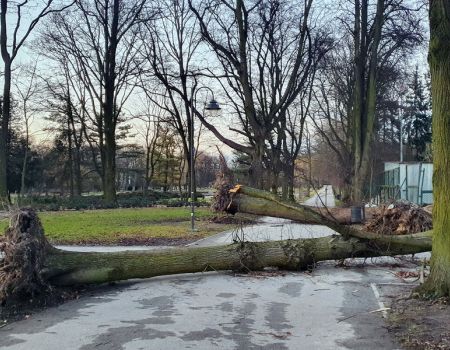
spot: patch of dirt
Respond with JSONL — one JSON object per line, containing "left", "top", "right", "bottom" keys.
{"left": 388, "top": 296, "right": 450, "bottom": 349}
{"left": 49, "top": 237, "right": 200, "bottom": 246}
{"left": 116, "top": 237, "right": 198, "bottom": 246}
{"left": 0, "top": 287, "right": 80, "bottom": 324}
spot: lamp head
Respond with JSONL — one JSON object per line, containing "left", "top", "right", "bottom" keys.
{"left": 205, "top": 99, "right": 221, "bottom": 110}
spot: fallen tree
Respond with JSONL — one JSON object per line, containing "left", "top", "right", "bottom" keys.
{"left": 224, "top": 185, "right": 431, "bottom": 247}
{"left": 0, "top": 186, "right": 432, "bottom": 302}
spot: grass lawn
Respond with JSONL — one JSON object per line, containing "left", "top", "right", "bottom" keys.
{"left": 0, "top": 207, "right": 238, "bottom": 245}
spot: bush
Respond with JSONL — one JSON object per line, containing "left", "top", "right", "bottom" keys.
{"left": 18, "top": 191, "right": 183, "bottom": 211}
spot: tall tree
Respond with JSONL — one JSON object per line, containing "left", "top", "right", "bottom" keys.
{"left": 189, "top": 0, "right": 327, "bottom": 189}
{"left": 136, "top": 97, "right": 162, "bottom": 194}
{"left": 312, "top": 0, "right": 424, "bottom": 202}
{"left": 141, "top": 0, "right": 202, "bottom": 197}
{"left": 0, "top": 0, "right": 72, "bottom": 200}
{"left": 403, "top": 66, "right": 432, "bottom": 161}
{"left": 421, "top": 0, "right": 450, "bottom": 297}
{"left": 14, "top": 63, "right": 40, "bottom": 199}
{"left": 40, "top": 0, "right": 150, "bottom": 205}
{"left": 351, "top": 0, "right": 386, "bottom": 203}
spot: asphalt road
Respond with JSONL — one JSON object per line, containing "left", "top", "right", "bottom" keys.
{"left": 303, "top": 185, "right": 336, "bottom": 208}
{"left": 0, "top": 217, "right": 426, "bottom": 350}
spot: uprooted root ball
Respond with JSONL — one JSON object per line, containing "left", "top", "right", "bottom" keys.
{"left": 365, "top": 202, "right": 432, "bottom": 235}
{"left": 0, "top": 209, "right": 53, "bottom": 304}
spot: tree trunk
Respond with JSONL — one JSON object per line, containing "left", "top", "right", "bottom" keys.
{"left": 0, "top": 0, "right": 10, "bottom": 201}
{"left": 249, "top": 142, "right": 265, "bottom": 189}
{"left": 225, "top": 185, "right": 431, "bottom": 250}
{"left": 67, "top": 117, "right": 74, "bottom": 198}
{"left": 284, "top": 162, "right": 296, "bottom": 202}
{"left": 0, "top": 60, "right": 10, "bottom": 201}
{"left": 100, "top": 0, "right": 120, "bottom": 206}
{"left": 73, "top": 144, "right": 82, "bottom": 197}
{"left": 351, "top": 0, "right": 384, "bottom": 204}
{"left": 0, "top": 208, "right": 431, "bottom": 297}
{"left": 103, "top": 133, "right": 117, "bottom": 205}
{"left": 419, "top": 0, "right": 450, "bottom": 297}
{"left": 20, "top": 106, "right": 29, "bottom": 200}
{"left": 44, "top": 231, "right": 429, "bottom": 287}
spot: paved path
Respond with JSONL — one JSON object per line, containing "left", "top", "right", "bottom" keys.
{"left": 0, "top": 217, "right": 427, "bottom": 350}
{"left": 303, "top": 185, "right": 336, "bottom": 208}
{"left": 190, "top": 217, "right": 336, "bottom": 247}
{"left": 0, "top": 261, "right": 421, "bottom": 350}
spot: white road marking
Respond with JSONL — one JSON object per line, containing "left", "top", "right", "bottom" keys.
{"left": 370, "top": 283, "right": 388, "bottom": 318}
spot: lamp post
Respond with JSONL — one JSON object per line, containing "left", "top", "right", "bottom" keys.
{"left": 190, "top": 87, "right": 220, "bottom": 232}
{"left": 399, "top": 96, "right": 404, "bottom": 163}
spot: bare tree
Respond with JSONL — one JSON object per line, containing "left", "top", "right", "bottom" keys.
{"left": 188, "top": 0, "right": 329, "bottom": 191}
{"left": 0, "top": 0, "right": 73, "bottom": 200}
{"left": 39, "top": 0, "right": 152, "bottom": 205}
{"left": 14, "top": 62, "right": 40, "bottom": 199}
{"left": 351, "top": 0, "right": 424, "bottom": 202}
{"left": 40, "top": 61, "right": 85, "bottom": 198}
{"left": 135, "top": 97, "right": 163, "bottom": 194}
{"left": 140, "top": 0, "right": 205, "bottom": 197}
{"left": 311, "top": 0, "right": 425, "bottom": 202}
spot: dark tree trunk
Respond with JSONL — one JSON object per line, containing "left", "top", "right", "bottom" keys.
{"left": 101, "top": 0, "right": 120, "bottom": 206}
{"left": 419, "top": 0, "right": 450, "bottom": 297}
{"left": 0, "top": 59, "right": 10, "bottom": 200}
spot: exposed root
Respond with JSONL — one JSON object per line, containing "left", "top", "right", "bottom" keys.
{"left": 365, "top": 202, "right": 432, "bottom": 235}
{"left": 211, "top": 150, "right": 235, "bottom": 212}
{"left": 0, "top": 209, "right": 53, "bottom": 304}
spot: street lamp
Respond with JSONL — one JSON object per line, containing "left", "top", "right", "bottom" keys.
{"left": 399, "top": 96, "right": 404, "bottom": 163}
{"left": 190, "top": 87, "right": 221, "bottom": 232}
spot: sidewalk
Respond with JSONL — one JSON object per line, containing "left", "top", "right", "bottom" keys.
{"left": 303, "top": 185, "right": 336, "bottom": 208}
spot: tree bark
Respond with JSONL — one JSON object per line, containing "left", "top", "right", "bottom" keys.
{"left": 0, "top": 207, "right": 431, "bottom": 296}
{"left": 224, "top": 185, "right": 431, "bottom": 250}
{"left": 0, "top": 0, "right": 11, "bottom": 201}
{"left": 0, "top": 186, "right": 432, "bottom": 300}
{"left": 100, "top": 0, "right": 120, "bottom": 206}
{"left": 419, "top": 0, "right": 450, "bottom": 297}
{"left": 43, "top": 232, "right": 429, "bottom": 287}
{"left": 351, "top": 0, "right": 385, "bottom": 203}
{"left": 0, "top": 59, "right": 11, "bottom": 201}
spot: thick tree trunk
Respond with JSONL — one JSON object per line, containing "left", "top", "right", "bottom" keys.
{"left": 103, "top": 129, "right": 117, "bottom": 204}
{"left": 44, "top": 232, "right": 429, "bottom": 287}
{"left": 351, "top": 0, "right": 384, "bottom": 204}
{"left": 0, "top": 208, "right": 431, "bottom": 297}
{"left": 420, "top": 0, "right": 450, "bottom": 297}
{"left": 249, "top": 142, "right": 265, "bottom": 189}
{"left": 225, "top": 185, "right": 431, "bottom": 249}
{"left": 100, "top": 0, "right": 119, "bottom": 206}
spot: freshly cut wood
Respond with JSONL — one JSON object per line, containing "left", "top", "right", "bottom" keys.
{"left": 0, "top": 193, "right": 432, "bottom": 302}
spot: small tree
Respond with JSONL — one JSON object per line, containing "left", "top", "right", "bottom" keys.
{"left": 403, "top": 66, "right": 432, "bottom": 161}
